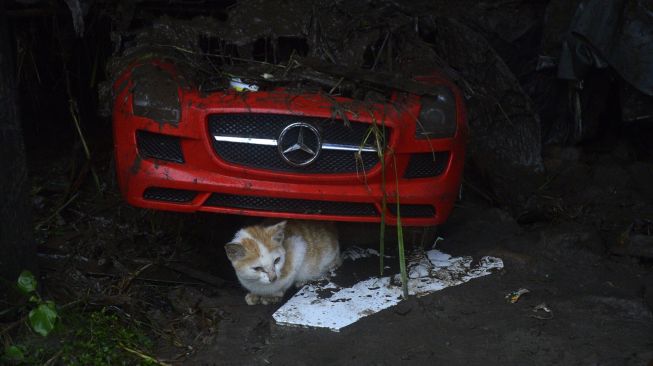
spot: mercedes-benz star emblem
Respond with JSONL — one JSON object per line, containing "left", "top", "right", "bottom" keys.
{"left": 277, "top": 122, "right": 322, "bottom": 167}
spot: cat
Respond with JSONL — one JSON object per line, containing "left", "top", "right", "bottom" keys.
{"left": 225, "top": 220, "right": 341, "bottom": 305}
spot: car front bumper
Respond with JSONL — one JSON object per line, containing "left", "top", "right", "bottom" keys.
{"left": 113, "top": 61, "right": 467, "bottom": 226}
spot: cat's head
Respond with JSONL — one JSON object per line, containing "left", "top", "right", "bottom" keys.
{"left": 225, "top": 221, "right": 287, "bottom": 283}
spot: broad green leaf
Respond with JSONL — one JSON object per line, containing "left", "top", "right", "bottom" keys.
{"left": 28, "top": 303, "right": 58, "bottom": 336}
{"left": 3, "top": 345, "right": 24, "bottom": 363}
{"left": 17, "top": 270, "right": 37, "bottom": 294}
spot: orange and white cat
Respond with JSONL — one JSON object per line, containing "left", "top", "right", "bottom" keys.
{"left": 225, "top": 220, "right": 341, "bottom": 305}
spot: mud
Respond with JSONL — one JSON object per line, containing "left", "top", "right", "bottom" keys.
{"left": 23, "top": 136, "right": 653, "bottom": 365}
{"left": 8, "top": 1, "right": 653, "bottom": 364}
{"left": 131, "top": 64, "right": 182, "bottom": 127}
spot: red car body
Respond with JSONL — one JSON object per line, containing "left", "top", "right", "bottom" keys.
{"left": 112, "top": 60, "right": 467, "bottom": 226}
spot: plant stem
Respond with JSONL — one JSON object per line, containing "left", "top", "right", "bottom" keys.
{"left": 120, "top": 344, "right": 171, "bottom": 366}
{"left": 393, "top": 154, "right": 408, "bottom": 297}
{"left": 376, "top": 120, "right": 387, "bottom": 276}
{"left": 379, "top": 150, "right": 386, "bottom": 276}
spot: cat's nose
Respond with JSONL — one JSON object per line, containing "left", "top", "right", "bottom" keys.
{"left": 267, "top": 271, "right": 277, "bottom": 282}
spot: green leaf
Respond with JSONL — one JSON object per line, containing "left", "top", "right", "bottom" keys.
{"left": 17, "top": 270, "right": 37, "bottom": 294}
{"left": 28, "top": 302, "right": 58, "bottom": 336}
{"left": 3, "top": 345, "right": 25, "bottom": 363}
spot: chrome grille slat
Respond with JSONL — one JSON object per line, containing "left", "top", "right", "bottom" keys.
{"left": 208, "top": 113, "right": 388, "bottom": 174}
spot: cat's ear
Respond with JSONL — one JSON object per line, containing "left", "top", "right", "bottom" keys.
{"left": 225, "top": 242, "right": 245, "bottom": 261}
{"left": 268, "top": 221, "right": 287, "bottom": 243}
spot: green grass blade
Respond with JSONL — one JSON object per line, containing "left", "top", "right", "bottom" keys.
{"left": 379, "top": 149, "right": 386, "bottom": 276}
{"left": 393, "top": 154, "right": 408, "bottom": 298}
{"left": 379, "top": 114, "right": 388, "bottom": 276}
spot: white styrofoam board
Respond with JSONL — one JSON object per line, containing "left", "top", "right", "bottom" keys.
{"left": 273, "top": 249, "right": 503, "bottom": 331}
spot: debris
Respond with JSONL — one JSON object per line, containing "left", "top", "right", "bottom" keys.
{"left": 229, "top": 78, "right": 260, "bottom": 92}
{"left": 117, "top": 262, "right": 153, "bottom": 294}
{"left": 611, "top": 219, "right": 653, "bottom": 259}
{"left": 34, "top": 193, "right": 80, "bottom": 229}
{"left": 433, "top": 236, "right": 445, "bottom": 248}
{"left": 505, "top": 288, "right": 530, "bottom": 304}
{"left": 557, "top": 0, "right": 653, "bottom": 97}
{"left": 299, "top": 57, "right": 446, "bottom": 96}
{"left": 63, "top": 0, "right": 87, "bottom": 37}
{"left": 422, "top": 16, "right": 545, "bottom": 215}
{"left": 95, "top": 1, "right": 551, "bottom": 218}
{"left": 273, "top": 249, "right": 503, "bottom": 332}
{"left": 531, "top": 302, "right": 554, "bottom": 320}
{"left": 341, "top": 246, "right": 381, "bottom": 261}
{"left": 539, "top": 0, "right": 653, "bottom": 144}
{"left": 164, "top": 262, "right": 226, "bottom": 288}
{"left": 120, "top": 344, "right": 172, "bottom": 366}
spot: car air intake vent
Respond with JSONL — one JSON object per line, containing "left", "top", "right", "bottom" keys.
{"left": 136, "top": 130, "right": 184, "bottom": 163}
{"left": 143, "top": 187, "right": 196, "bottom": 203}
{"left": 204, "top": 193, "right": 378, "bottom": 217}
{"left": 388, "top": 204, "right": 435, "bottom": 218}
{"left": 403, "top": 152, "right": 449, "bottom": 179}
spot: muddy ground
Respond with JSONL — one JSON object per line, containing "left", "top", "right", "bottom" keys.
{"left": 2, "top": 1, "right": 651, "bottom": 364}
{"left": 24, "top": 133, "right": 652, "bottom": 366}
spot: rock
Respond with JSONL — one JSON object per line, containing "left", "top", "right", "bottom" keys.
{"left": 538, "top": 223, "right": 606, "bottom": 262}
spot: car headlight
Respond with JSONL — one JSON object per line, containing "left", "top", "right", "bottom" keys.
{"left": 415, "top": 86, "right": 457, "bottom": 139}
{"left": 132, "top": 64, "right": 181, "bottom": 125}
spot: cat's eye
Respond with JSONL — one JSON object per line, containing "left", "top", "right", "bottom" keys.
{"left": 274, "top": 257, "right": 280, "bottom": 264}
{"left": 253, "top": 266, "right": 263, "bottom": 272}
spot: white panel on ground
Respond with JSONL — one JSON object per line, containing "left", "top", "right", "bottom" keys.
{"left": 273, "top": 249, "right": 504, "bottom": 332}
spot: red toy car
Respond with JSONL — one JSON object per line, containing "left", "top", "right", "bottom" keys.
{"left": 112, "top": 60, "right": 467, "bottom": 227}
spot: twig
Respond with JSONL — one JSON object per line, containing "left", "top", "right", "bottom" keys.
{"left": 496, "top": 102, "right": 513, "bottom": 125}
{"left": 54, "top": 17, "right": 102, "bottom": 195}
{"left": 35, "top": 192, "right": 79, "bottom": 229}
{"left": 299, "top": 57, "right": 440, "bottom": 96}
{"left": 128, "top": 317, "right": 186, "bottom": 348}
{"left": 43, "top": 349, "right": 63, "bottom": 366}
{"left": 0, "top": 299, "right": 82, "bottom": 336}
{"left": 372, "top": 31, "right": 390, "bottom": 71}
{"left": 85, "top": 271, "right": 204, "bottom": 286}
{"left": 0, "top": 315, "right": 28, "bottom": 336}
{"left": 67, "top": 96, "right": 102, "bottom": 194}
{"left": 462, "top": 179, "right": 495, "bottom": 204}
{"left": 60, "top": 299, "right": 85, "bottom": 311}
{"left": 118, "top": 262, "right": 154, "bottom": 294}
{"left": 155, "top": 44, "right": 286, "bottom": 68}
{"left": 328, "top": 77, "right": 344, "bottom": 95}
{"left": 30, "top": 48, "right": 42, "bottom": 84}
{"left": 163, "top": 262, "right": 226, "bottom": 288}
{"left": 120, "top": 343, "right": 172, "bottom": 366}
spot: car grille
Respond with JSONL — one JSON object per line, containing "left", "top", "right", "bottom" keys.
{"left": 143, "top": 187, "right": 197, "bottom": 203}
{"left": 204, "top": 193, "right": 378, "bottom": 216}
{"left": 388, "top": 204, "right": 436, "bottom": 218}
{"left": 208, "top": 113, "right": 388, "bottom": 174}
{"left": 137, "top": 130, "right": 184, "bottom": 163}
{"left": 403, "top": 152, "right": 449, "bottom": 179}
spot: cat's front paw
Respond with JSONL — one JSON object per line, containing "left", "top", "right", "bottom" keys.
{"left": 245, "top": 293, "right": 261, "bottom": 305}
{"left": 260, "top": 296, "right": 282, "bottom": 305}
